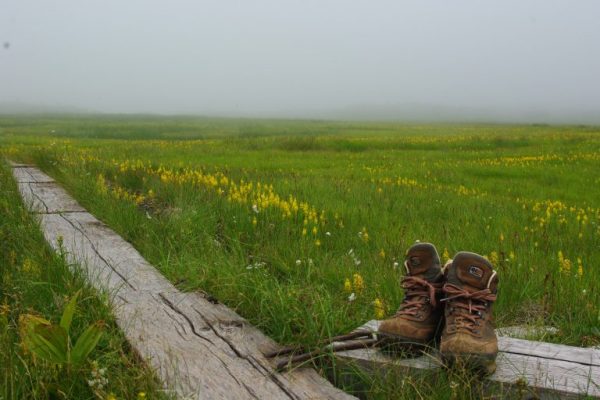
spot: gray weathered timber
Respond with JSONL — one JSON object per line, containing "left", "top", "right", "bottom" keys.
{"left": 10, "top": 164, "right": 354, "bottom": 400}
{"left": 335, "top": 320, "right": 600, "bottom": 399}
{"left": 496, "top": 325, "right": 559, "bottom": 339}
{"left": 12, "top": 165, "right": 56, "bottom": 183}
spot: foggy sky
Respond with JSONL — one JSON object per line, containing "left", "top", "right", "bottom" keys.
{"left": 1, "top": 0, "right": 600, "bottom": 122}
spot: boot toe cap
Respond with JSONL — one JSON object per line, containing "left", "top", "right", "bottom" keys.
{"left": 378, "top": 318, "right": 436, "bottom": 342}
{"left": 440, "top": 331, "right": 498, "bottom": 356}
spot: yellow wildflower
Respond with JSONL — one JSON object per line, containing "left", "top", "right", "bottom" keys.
{"left": 315, "top": 239, "right": 321, "bottom": 247}
{"left": 488, "top": 251, "right": 499, "bottom": 266}
{"left": 96, "top": 174, "right": 108, "bottom": 194}
{"left": 442, "top": 248, "right": 450, "bottom": 262}
{"left": 252, "top": 217, "right": 257, "bottom": 227}
{"left": 360, "top": 227, "right": 369, "bottom": 242}
{"left": 373, "top": 298, "right": 385, "bottom": 319}
{"left": 577, "top": 258, "right": 583, "bottom": 278}
{"left": 563, "top": 259, "right": 572, "bottom": 274}
{"left": 499, "top": 233, "right": 504, "bottom": 242}
{"left": 353, "top": 273, "right": 365, "bottom": 293}
{"left": 344, "top": 278, "right": 352, "bottom": 293}
{"left": 379, "top": 249, "right": 385, "bottom": 259}
{"left": 558, "top": 251, "right": 572, "bottom": 274}
{"left": 22, "top": 258, "right": 40, "bottom": 275}
{"left": 137, "top": 393, "right": 147, "bottom": 400}
{"left": 559, "top": 255, "right": 571, "bottom": 275}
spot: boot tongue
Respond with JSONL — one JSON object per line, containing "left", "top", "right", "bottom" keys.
{"left": 404, "top": 243, "right": 441, "bottom": 281}
{"left": 449, "top": 252, "right": 496, "bottom": 292}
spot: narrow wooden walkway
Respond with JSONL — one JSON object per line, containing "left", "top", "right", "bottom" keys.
{"left": 336, "top": 321, "right": 600, "bottom": 399}
{"left": 11, "top": 163, "right": 354, "bottom": 400}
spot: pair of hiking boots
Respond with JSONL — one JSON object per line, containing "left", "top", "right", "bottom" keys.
{"left": 378, "top": 243, "right": 499, "bottom": 374}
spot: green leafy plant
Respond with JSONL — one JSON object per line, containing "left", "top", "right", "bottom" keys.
{"left": 20, "top": 291, "right": 104, "bottom": 368}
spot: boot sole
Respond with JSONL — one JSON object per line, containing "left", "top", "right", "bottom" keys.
{"left": 442, "top": 352, "right": 497, "bottom": 375}
{"left": 377, "top": 332, "right": 433, "bottom": 357}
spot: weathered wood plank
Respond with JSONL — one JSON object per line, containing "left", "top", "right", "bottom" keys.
{"left": 11, "top": 165, "right": 355, "bottom": 400}
{"left": 498, "top": 336, "right": 600, "bottom": 367}
{"left": 496, "top": 325, "right": 559, "bottom": 338}
{"left": 335, "top": 321, "right": 600, "bottom": 399}
{"left": 18, "top": 182, "right": 86, "bottom": 213}
{"left": 12, "top": 166, "right": 55, "bottom": 183}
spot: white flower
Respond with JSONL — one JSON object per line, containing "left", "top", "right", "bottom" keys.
{"left": 295, "top": 259, "right": 302, "bottom": 266}
{"left": 252, "top": 204, "right": 259, "bottom": 213}
{"left": 325, "top": 231, "right": 331, "bottom": 236}
{"left": 354, "top": 259, "right": 361, "bottom": 266}
{"left": 393, "top": 262, "right": 399, "bottom": 269}
{"left": 348, "top": 293, "right": 356, "bottom": 302}
{"left": 246, "top": 262, "right": 266, "bottom": 270}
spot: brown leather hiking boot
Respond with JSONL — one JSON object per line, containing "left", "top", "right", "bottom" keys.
{"left": 440, "top": 251, "right": 499, "bottom": 374}
{"left": 378, "top": 243, "right": 444, "bottom": 353}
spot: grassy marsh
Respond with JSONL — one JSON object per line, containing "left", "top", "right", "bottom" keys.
{"left": 1, "top": 115, "right": 599, "bottom": 398}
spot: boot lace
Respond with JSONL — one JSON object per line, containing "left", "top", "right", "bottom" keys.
{"left": 441, "top": 283, "right": 496, "bottom": 332}
{"left": 396, "top": 276, "right": 442, "bottom": 317}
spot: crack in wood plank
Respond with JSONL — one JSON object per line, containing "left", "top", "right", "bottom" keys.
{"left": 59, "top": 213, "right": 136, "bottom": 291}
{"left": 194, "top": 310, "right": 300, "bottom": 400}
{"left": 27, "top": 182, "right": 49, "bottom": 213}
{"left": 158, "top": 293, "right": 215, "bottom": 345}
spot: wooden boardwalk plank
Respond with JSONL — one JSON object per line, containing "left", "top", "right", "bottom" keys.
{"left": 10, "top": 164, "right": 354, "bottom": 400}
{"left": 335, "top": 321, "right": 600, "bottom": 399}
{"left": 12, "top": 165, "right": 55, "bottom": 183}
{"left": 19, "top": 182, "right": 86, "bottom": 213}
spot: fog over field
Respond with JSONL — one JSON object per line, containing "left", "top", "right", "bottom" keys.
{"left": 1, "top": 0, "right": 599, "bottom": 123}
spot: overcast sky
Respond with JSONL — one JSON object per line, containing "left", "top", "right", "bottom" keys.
{"left": 1, "top": 0, "right": 599, "bottom": 120}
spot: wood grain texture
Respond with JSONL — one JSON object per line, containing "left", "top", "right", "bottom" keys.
{"left": 11, "top": 165, "right": 355, "bottom": 400}
{"left": 12, "top": 166, "right": 55, "bottom": 183}
{"left": 336, "top": 320, "right": 600, "bottom": 399}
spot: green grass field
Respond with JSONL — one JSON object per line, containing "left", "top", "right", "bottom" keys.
{"left": 1, "top": 115, "right": 599, "bottom": 399}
